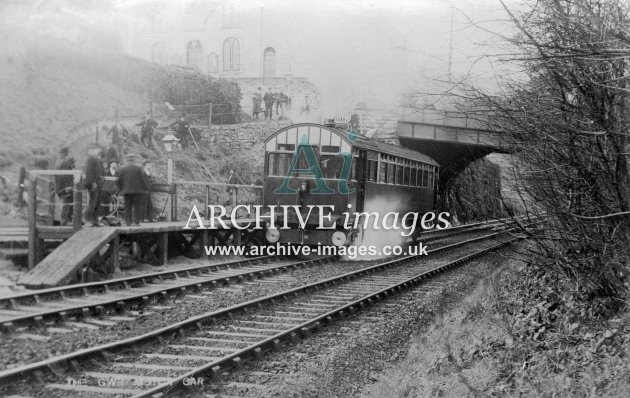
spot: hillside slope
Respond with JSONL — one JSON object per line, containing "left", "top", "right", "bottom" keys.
{"left": 0, "top": 40, "right": 241, "bottom": 153}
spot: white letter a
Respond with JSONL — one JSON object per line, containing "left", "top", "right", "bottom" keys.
{"left": 183, "top": 205, "right": 206, "bottom": 230}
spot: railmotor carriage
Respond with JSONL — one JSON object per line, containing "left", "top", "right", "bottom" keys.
{"left": 263, "top": 123, "right": 440, "bottom": 247}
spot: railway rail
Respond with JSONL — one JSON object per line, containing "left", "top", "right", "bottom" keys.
{"left": 0, "top": 225, "right": 523, "bottom": 397}
{"left": 0, "top": 219, "right": 515, "bottom": 333}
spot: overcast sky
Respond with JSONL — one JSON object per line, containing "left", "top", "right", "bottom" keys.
{"left": 2, "top": 0, "right": 520, "bottom": 112}
{"left": 116, "top": 0, "right": 519, "bottom": 110}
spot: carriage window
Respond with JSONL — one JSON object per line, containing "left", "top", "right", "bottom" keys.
{"left": 422, "top": 170, "right": 429, "bottom": 187}
{"left": 387, "top": 163, "right": 395, "bottom": 184}
{"left": 366, "top": 160, "right": 377, "bottom": 182}
{"left": 320, "top": 155, "right": 344, "bottom": 178}
{"left": 379, "top": 162, "right": 387, "bottom": 183}
{"left": 321, "top": 145, "right": 340, "bottom": 153}
{"left": 295, "top": 145, "right": 319, "bottom": 173}
{"left": 411, "top": 168, "right": 417, "bottom": 187}
{"left": 403, "top": 167, "right": 410, "bottom": 186}
{"left": 428, "top": 170, "right": 434, "bottom": 189}
{"left": 268, "top": 153, "right": 293, "bottom": 176}
{"left": 396, "top": 165, "right": 403, "bottom": 185}
{"left": 277, "top": 144, "right": 295, "bottom": 151}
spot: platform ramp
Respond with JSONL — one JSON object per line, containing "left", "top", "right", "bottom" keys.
{"left": 19, "top": 227, "right": 117, "bottom": 289}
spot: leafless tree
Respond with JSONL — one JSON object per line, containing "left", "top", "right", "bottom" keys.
{"left": 429, "top": 0, "right": 630, "bottom": 301}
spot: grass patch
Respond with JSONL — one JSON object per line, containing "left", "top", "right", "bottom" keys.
{"left": 363, "top": 253, "right": 630, "bottom": 397}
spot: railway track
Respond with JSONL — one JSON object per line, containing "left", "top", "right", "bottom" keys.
{"left": 0, "top": 226, "right": 522, "bottom": 397}
{"left": 0, "top": 219, "right": 513, "bottom": 334}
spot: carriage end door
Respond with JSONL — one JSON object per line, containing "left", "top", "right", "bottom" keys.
{"left": 355, "top": 150, "right": 367, "bottom": 212}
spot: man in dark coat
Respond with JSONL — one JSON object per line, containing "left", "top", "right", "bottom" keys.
{"left": 117, "top": 155, "right": 151, "bottom": 226}
{"left": 84, "top": 148, "right": 105, "bottom": 226}
{"left": 263, "top": 88, "right": 274, "bottom": 120}
{"left": 142, "top": 160, "right": 156, "bottom": 222}
{"left": 107, "top": 124, "right": 128, "bottom": 158}
{"left": 54, "top": 147, "right": 70, "bottom": 170}
{"left": 54, "top": 156, "right": 75, "bottom": 225}
{"left": 137, "top": 113, "right": 158, "bottom": 149}
{"left": 169, "top": 115, "right": 190, "bottom": 148}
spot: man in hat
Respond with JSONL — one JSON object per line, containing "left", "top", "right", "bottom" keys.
{"left": 54, "top": 147, "right": 70, "bottom": 170}
{"left": 137, "top": 113, "right": 158, "bottom": 149}
{"left": 263, "top": 88, "right": 274, "bottom": 120}
{"left": 117, "top": 154, "right": 151, "bottom": 226}
{"left": 84, "top": 147, "right": 105, "bottom": 226}
{"left": 169, "top": 115, "right": 190, "bottom": 149}
{"left": 107, "top": 124, "right": 128, "bottom": 157}
{"left": 142, "top": 160, "right": 156, "bottom": 222}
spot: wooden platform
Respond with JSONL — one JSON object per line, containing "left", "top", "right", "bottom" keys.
{"left": 18, "top": 219, "right": 256, "bottom": 289}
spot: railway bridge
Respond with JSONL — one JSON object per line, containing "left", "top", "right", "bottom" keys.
{"left": 396, "top": 108, "right": 506, "bottom": 180}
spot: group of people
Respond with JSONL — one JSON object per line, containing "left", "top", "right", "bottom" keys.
{"left": 252, "top": 87, "right": 291, "bottom": 120}
{"left": 54, "top": 146, "right": 157, "bottom": 227}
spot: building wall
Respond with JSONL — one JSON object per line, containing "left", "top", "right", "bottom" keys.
{"left": 123, "top": 1, "right": 292, "bottom": 79}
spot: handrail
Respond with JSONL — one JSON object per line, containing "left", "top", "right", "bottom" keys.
{"left": 175, "top": 180, "right": 263, "bottom": 189}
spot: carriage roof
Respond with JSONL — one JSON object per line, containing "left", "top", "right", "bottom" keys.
{"left": 265, "top": 123, "right": 439, "bottom": 167}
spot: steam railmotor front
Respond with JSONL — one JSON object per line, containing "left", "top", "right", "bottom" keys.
{"left": 263, "top": 123, "right": 439, "bottom": 247}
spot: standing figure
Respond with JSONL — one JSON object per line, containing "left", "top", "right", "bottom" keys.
{"left": 117, "top": 155, "right": 150, "bottom": 226}
{"left": 278, "top": 92, "right": 287, "bottom": 117}
{"left": 276, "top": 91, "right": 289, "bottom": 116}
{"left": 169, "top": 115, "right": 191, "bottom": 149}
{"left": 226, "top": 169, "right": 239, "bottom": 204}
{"left": 101, "top": 160, "right": 119, "bottom": 216}
{"left": 137, "top": 113, "right": 158, "bottom": 149}
{"left": 252, "top": 87, "right": 263, "bottom": 119}
{"left": 142, "top": 160, "right": 155, "bottom": 222}
{"left": 263, "top": 88, "right": 274, "bottom": 120}
{"left": 107, "top": 124, "right": 128, "bottom": 158}
{"left": 54, "top": 147, "right": 70, "bottom": 170}
{"left": 54, "top": 156, "right": 75, "bottom": 226}
{"left": 84, "top": 148, "right": 105, "bottom": 227}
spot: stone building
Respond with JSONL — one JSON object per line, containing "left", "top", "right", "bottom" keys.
{"left": 120, "top": 0, "right": 320, "bottom": 117}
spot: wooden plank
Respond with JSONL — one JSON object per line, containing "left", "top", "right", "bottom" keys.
{"left": 18, "top": 227, "right": 118, "bottom": 288}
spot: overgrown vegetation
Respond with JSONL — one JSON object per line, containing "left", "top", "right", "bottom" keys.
{"left": 363, "top": 255, "right": 630, "bottom": 397}
{"left": 468, "top": 0, "right": 630, "bottom": 302}
{"left": 444, "top": 158, "right": 504, "bottom": 223}
{"left": 27, "top": 43, "right": 243, "bottom": 124}
{"left": 378, "top": 1, "right": 630, "bottom": 395}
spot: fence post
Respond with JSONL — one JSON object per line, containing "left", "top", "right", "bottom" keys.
{"left": 72, "top": 176, "right": 82, "bottom": 231}
{"left": 171, "top": 185, "right": 178, "bottom": 222}
{"left": 27, "top": 175, "right": 38, "bottom": 269}
{"left": 14, "top": 166, "right": 26, "bottom": 207}
{"left": 48, "top": 185, "right": 55, "bottom": 224}
{"left": 205, "top": 186, "right": 210, "bottom": 220}
{"left": 208, "top": 103, "right": 213, "bottom": 128}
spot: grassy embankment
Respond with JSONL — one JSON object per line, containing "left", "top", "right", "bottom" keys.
{"left": 363, "top": 251, "right": 630, "bottom": 397}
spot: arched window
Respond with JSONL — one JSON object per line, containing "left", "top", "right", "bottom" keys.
{"left": 186, "top": 40, "right": 203, "bottom": 71}
{"left": 263, "top": 47, "right": 276, "bottom": 78}
{"left": 208, "top": 52, "right": 219, "bottom": 73}
{"left": 170, "top": 55, "right": 182, "bottom": 66}
{"left": 223, "top": 37, "right": 240, "bottom": 72}
{"left": 152, "top": 42, "right": 166, "bottom": 64}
